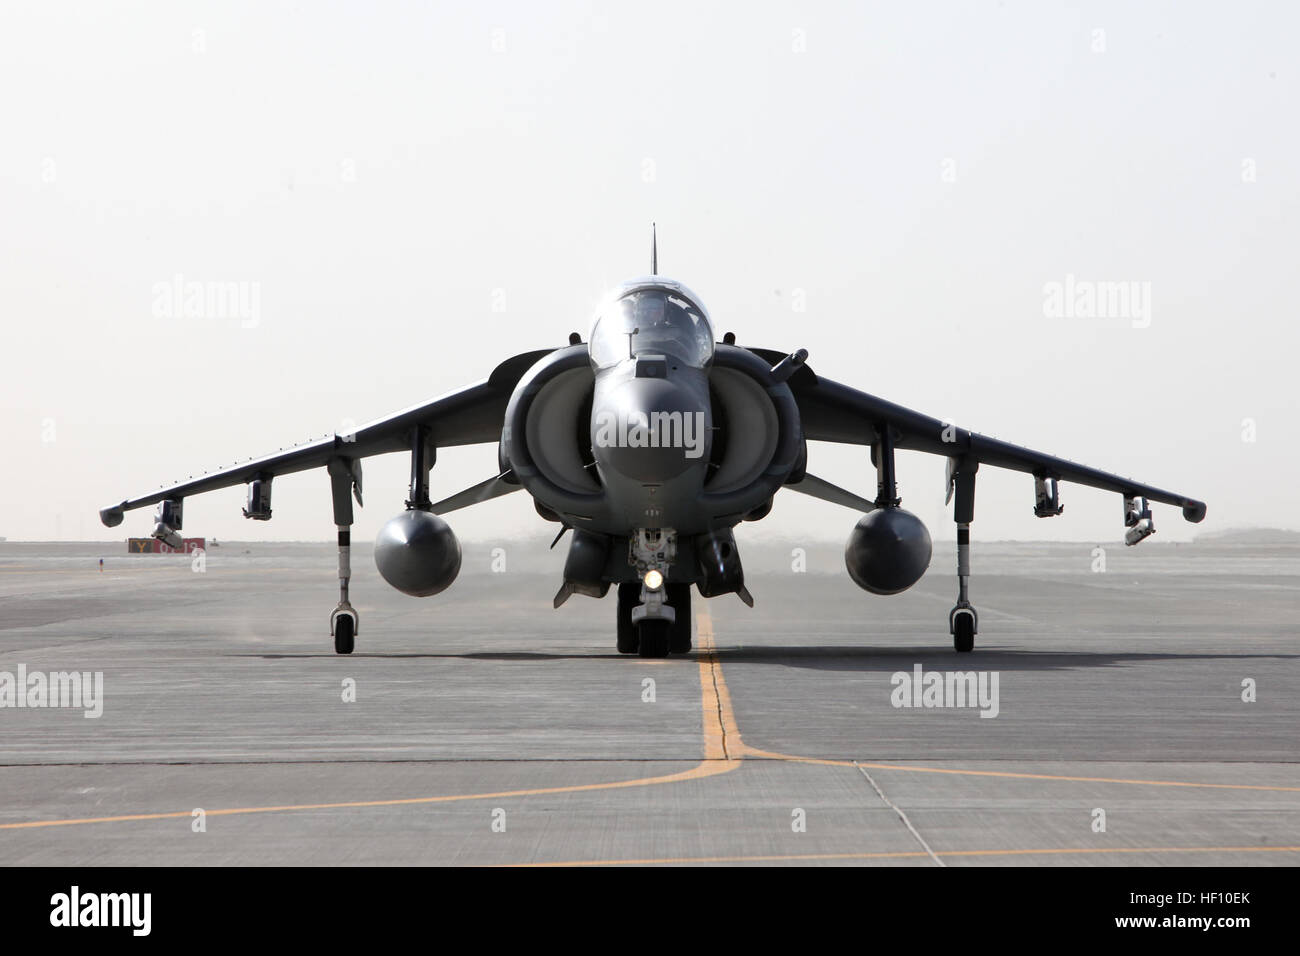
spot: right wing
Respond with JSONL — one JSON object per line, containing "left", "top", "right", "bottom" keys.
{"left": 788, "top": 371, "right": 1206, "bottom": 522}
{"left": 742, "top": 347, "right": 1205, "bottom": 526}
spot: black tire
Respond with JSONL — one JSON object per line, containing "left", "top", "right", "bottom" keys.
{"left": 637, "top": 619, "right": 671, "bottom": 658}
{"left": 616, "top": 582, "right": 640, "bottom": 654}
{"left": 334, "top": 615, "right": 355, "bottom": 655}
{"left": 953, "top": 613, "right": 974, "bottom": 653}
{"left": 667, "top": 583, "right": 692, "bottom": 654}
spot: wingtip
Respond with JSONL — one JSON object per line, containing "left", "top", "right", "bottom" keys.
{"left": 99, "top": 504, "right": 125, "bottom": 528}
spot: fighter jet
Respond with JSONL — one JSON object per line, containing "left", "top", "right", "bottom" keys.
{"left": 99, "top": 233, "right": 1206, "bottom": 657}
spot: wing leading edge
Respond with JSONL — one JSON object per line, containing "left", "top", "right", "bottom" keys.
{"left": 745, "top": 348, "right": 1205, "bottom": 524}
{"left": 99, "top": 348, "right": 554, "bottom": 527}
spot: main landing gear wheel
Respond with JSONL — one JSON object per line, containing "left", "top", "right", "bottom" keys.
{"left": 333, "top": 614, "right": 355, "bottom": 655}
{"left": 637, "top": 619, "right": 671, "bottom": 658}
{"left": 952, "top": 612, "right": 975, "bottom": 653}
{"left": 666, "top": 583, "right": 692, "bottom": 654}
{"left": 616, "top": 582, "right": 640, "bottom": 654}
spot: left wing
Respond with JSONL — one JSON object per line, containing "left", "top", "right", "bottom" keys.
{"left": 99, "top": 348, "right": 552, "bottom": 527}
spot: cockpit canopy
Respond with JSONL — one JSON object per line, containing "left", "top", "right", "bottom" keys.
{"left": 589, "top": 279, "right": 714, "bottom": 370}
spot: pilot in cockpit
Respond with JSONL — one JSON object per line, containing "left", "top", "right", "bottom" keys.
{"left": 590, "top": 284, "right": 714, "bottom": 370}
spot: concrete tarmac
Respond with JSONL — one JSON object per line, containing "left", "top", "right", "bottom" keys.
{"left": 1, "top": 538, "right": 1297, "bottom": 866}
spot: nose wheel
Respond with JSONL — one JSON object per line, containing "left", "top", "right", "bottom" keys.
{"left": 615, "top": 581, "right": 692, "bottom": 656}
{"left": 637, "top": 619, "right": 671, "bottom": 658}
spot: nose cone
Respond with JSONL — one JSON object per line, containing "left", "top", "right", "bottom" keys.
{"left": 592, "top": 376, "right": 711, "bottom": 482}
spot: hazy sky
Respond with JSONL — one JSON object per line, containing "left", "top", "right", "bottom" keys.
{"left": 3, "top": 1, "right": 1295, "bottom": 545}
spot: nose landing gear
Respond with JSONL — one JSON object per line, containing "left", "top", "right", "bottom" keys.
{"left": 611, "top": 527, "right": 695, "bottom": 657}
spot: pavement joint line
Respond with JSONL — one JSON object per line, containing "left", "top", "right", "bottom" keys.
{"left": 854, "top": 762, "right": 944, "bottom": 867}
{"left": 738, "top": 748, "right": 1300, "bottom": 792}
{"left": 502, "top": 845, "right": 1300, "bottom": 867}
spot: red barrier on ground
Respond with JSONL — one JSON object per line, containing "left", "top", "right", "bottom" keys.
{"left": 126, "top": 537, "right": 206, "bottom": 554}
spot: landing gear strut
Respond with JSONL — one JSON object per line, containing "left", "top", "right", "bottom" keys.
{"left": 947, "top": 460, "right": 979, "bottom": 653}
{"left": 949, "top": 523, "right": 977, "bottom": 653}
{"left": 328, "top": 456, "right": 362, "bottom": 655}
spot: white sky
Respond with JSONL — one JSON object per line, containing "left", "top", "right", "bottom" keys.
{"left": 2, "top": 1, "right": 1295, "bottom": 544}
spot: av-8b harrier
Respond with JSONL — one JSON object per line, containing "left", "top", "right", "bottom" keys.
{"left": 100, "top": 240, "right": 1206, "bottom": 657}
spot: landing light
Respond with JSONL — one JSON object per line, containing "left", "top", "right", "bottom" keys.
{"left": 643, "top": 569, "right": 664, "bottom": 590}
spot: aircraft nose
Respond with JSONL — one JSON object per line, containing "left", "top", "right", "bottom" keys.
{"left": 591, "top": 377, "right": 711, "bottom": 483}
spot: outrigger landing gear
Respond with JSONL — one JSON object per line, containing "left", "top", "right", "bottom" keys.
{"left": 328, "top": 456, "right": 363, "bottom": 655}
{"left": 947, "top": 459, "right": 979, "bottom": 653}
{"left": 949, "top": 524, "right": 977, "bottom": 653}
{"left": 331, "top": 598, "right": 356, "bottom": 655}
